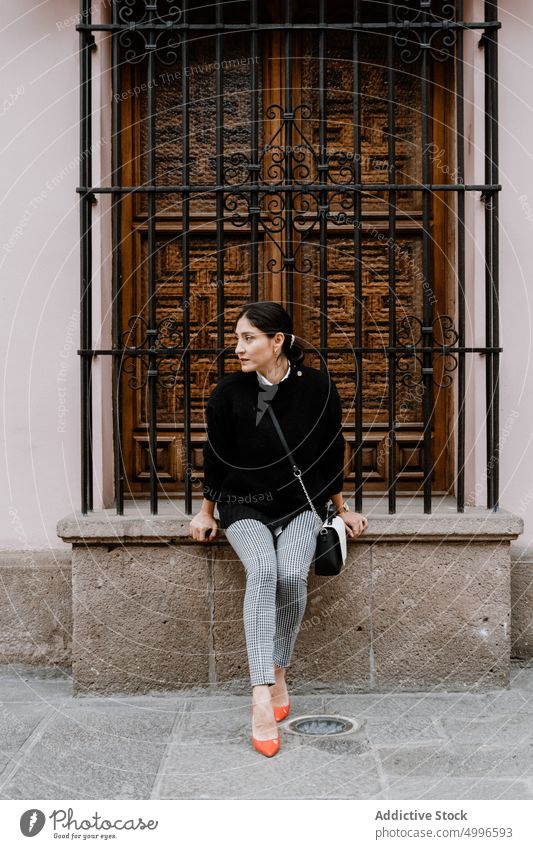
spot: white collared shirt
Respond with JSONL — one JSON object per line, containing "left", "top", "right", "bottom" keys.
{"left": 256, "top": 361, "right": 291, "bottom": 386}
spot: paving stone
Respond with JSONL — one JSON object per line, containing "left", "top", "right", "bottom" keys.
{"left": 322, "top": 691, "right": 531, "bottom": 722}
{"left": 1, "top": 701, "right": 179, "bottom": 799}
{"left": 476, "top": 689, "right": 533, "bottom": 713}
{"left": 322, "top": 693, "right": 416, "bottom": 718}
{"left": 0, "top": 702, "right": 52, "bottom": 772}
{"left": 365, "top": 715, "right": 446, "bottom": 746}
{"left": 72, "top": 692, "right": 187, "bottom": 711}
{"left": 441, "top": 713, "right": 533, "bottom": 745}
{"left": 157, "top": 740, "right": 381, "bottom": 799}
{"left": 379, "top": 742, "right": 533, "bottom": 779}
{"left": 381, "top": 776, "right": 533, "bottom": 800}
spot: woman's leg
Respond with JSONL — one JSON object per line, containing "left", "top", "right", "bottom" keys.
{"left": 272, "top": 510, "right": 320, "bottom": 672}
{"left": 224, "top": 518, "right": 278, "bottom": 687}
{"left": 225, "top": 518, "right": 280, "bottom": 743}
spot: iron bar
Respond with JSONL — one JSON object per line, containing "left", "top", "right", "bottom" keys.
{"left": 111, "top": 0, "right": 124, "bottom": 514}
{"left": 250, "top": 0, "right": 259, "bottom": 302}
{"left": 146, "top": 4, "right": 158, "bottom": 513}
{"left": 216, "top": 1, "right": 225, "bottom": 384}
{"left": 284, "top": 0, "right": 294, "bottom": 313}
{"left": 319, "top": 0, "right": 327, "bottom": 370}
{"left": 78, "top": 183, "right": 502, "bottom": 194}
{"left": 352, "top": 0, "right": 363, "bottom": 514}
{"left": 77, "top": 22, "right": 501, "bottom": 34}
{"left": 421, "top": 4, "right": 433, "bottom": 514}
{"left": 456, "top": 0, "right": 466, "bottom": 512}
{"left": 182, "top": 0, "right": 192, "bottom": 515}
{"left": 387, "top": 0, "right": 397, "bottom": 514}
{"left": 79, "top": 0, "right": 93, "bottom": 514}
{"left": 484, "top": 0, "right": 500, "bottom": 510}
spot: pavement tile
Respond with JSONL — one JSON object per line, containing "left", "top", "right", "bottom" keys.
{"left": 1, "top": 701, "right": 180, "bottom": 799}
{"left": 365, "top": 715, "right": 446, "bottom": 746}
{"left": 476, "top": 689, "right": 533, "bottom": 713}
{"left": 379, "top": 742, "right": 533, "bottom": 780}
{"left": 157, "top": 740, "right": 381, "bottom": 799}
{"left": 383, "top": 776, "right": 533, "bottom": 800}
{"left": 441, "top": 713, "right": 533, "bottom": 746}
{"left": 71, "top": 693, "right": 187, "bottom": 712}
{"left": 322, "top": 691, "right": 531, "bottom": 722}
{"left": 0, "top": 703, "right": 52, "bottom": 772}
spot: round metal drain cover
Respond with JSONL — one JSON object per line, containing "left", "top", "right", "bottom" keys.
{"left": 287, "top": 715, "right": 355, "bottom": 736}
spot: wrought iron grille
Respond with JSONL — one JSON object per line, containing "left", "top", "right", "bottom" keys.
{"left": 77, "top": 0, "right": 501, "bottom": 516}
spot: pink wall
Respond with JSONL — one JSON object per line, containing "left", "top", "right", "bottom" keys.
{"left": 0, "top": 1, "right": 81, "bottom": 549}
{"left": 497, "top": 1, "right": 533, "bottom": 550}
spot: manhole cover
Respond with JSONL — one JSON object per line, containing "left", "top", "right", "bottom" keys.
{"left": 287, "top": 715, "right": 357, "bottom": 736}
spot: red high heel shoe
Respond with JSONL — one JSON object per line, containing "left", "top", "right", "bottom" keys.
{"left": 273, "top": 698, "right": 291, "bottom": 722}
{"left": 251, "top": 705, "right": 280, "bottom": 757}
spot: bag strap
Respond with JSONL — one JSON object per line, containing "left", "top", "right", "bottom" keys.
{"left": 266, "top": 403, "right": 324, "bottom": 527}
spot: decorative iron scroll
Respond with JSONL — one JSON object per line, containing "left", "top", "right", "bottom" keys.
{"left": 121, "top": 312, "right": 185, "bottom": 389}
{"left": 116, "top": 0, "right": 182, "bottom": 64}
{"left": 396, "top": 314, "right": 459, "bottom": 388}
{"left": 395, "top": 3, "right": 457, "bottom": 63}
{"left": 117, "top": 29, "right": 181, "bottom": 65}
{"left": 116, "top": 0, "right": 183, "bottom": 27}
{"left": 222, "top": 102, "right": 357, "bottom": 274}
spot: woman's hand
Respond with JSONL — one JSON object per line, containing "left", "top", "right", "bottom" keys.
{"left": 189, "top": 509, "right": 219, "bottom": 542}
{"left": 339, "top": 510, "right": 368, "bottom": 539}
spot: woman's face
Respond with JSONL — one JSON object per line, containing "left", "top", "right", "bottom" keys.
{"left": 234, "top": 315, "right": 284, "bottom": 374}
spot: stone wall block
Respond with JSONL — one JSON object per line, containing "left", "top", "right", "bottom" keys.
{"left": 71, "top": 544, "right": 211, "bottom": 694}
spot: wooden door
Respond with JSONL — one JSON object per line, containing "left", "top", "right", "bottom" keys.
{"left": 117, "top": 0, "right": 454, "bottom": 499}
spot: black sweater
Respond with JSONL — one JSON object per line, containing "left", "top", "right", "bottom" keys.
{"left": 202, "top": 363, "right": 345, "bottom": 531}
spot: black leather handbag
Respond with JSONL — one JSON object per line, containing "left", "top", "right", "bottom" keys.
{"left": 266, "top": 404, "right": 347, "bottom": 576}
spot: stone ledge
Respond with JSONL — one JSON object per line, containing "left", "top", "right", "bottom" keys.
{"left": 57, "top": 499, "right": 523, "bottom": 545}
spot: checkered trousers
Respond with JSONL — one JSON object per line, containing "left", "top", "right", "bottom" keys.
{"left": 224, "top": 510, "right": 321, "bottom": 687}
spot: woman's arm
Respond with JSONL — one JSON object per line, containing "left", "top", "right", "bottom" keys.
{"left": 330, "top": 491, "right": 346, "bottom": 513}
{"left": 199, "top": 498, "right": 216, "bottom": 516}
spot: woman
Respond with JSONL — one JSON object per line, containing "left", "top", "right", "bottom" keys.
{"left": 190, "top": 301, "right": 368, "bottom": 757}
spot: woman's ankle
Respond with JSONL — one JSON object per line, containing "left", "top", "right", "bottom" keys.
{"left": 252, "top": 684, "right": 274, "bottom": 701}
